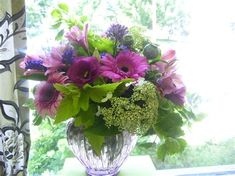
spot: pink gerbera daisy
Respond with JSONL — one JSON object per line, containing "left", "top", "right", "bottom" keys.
{"left": 34, "top": 73, "right": 68, "bottom": 117}
{"left": 100, "top": 51, "right": 149, "bottom": 82}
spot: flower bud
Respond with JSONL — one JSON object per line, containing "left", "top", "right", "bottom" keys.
{"left": 122, "top": 35, "right": 134, "bottom": 47}
{"left": 143, "top": 44, "right": 160, "bottom": 60}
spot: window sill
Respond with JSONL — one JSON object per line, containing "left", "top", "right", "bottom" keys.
{"left": 59, "top": 155, "right": 235, "bottom": 176}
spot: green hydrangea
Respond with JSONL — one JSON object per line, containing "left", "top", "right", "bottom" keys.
{"left": 99, "top": 81, "right": 158, "bottom": 134}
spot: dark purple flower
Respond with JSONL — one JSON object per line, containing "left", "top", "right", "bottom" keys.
{"left": 67, "top": 57, "right": 100, "bottom": 87}
{"left": 105, "top": 24, "right": 128, "bottom": 42}
{"left": 34, "top": 73, "right": 68, "bottom": 117}
{"left": 100, "top": 51, "right": 149, "bottom": 82}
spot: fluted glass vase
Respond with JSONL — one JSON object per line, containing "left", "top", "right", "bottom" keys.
{"left": 67, "top": 121, "right": 138, "bottom": 176}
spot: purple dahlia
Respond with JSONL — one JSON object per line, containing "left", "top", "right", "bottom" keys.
{"left": 100, "top": 51, "right": 149, "bottom": 82}
{"left": 34, "top": 73, "right": 68, "bottom": 117}
{"left": 67, "top": 57, "right": 100, "bottom": 87}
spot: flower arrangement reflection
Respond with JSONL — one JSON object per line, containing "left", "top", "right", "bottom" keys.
{"left": 20, "top": 22, "right": 192, "bottom": 159}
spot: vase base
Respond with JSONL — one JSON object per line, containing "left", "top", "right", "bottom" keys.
{"left": 86, "top": 169, "right": 119, "bottom": 176}
{"left": 87, "top": 174, "right": 118, "bottom": 176}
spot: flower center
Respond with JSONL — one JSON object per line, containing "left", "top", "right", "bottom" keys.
{"left": 83, "top": 71, "right": 89, "bottom": 78}
{"left": 121, "top": 66, "right": 129, "bottom": 73}
{"left": 40, "top": 83, "right": 58, "bottom": 102}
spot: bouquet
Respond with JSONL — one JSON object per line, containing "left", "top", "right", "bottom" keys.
{"left": 20, "top": 18, "right": 193, "bottom": 159}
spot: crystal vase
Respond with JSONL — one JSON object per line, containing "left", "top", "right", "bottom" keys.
{"left": 66, "top": 121, "right": 138, "bottom": 176}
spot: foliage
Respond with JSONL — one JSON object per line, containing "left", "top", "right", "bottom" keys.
{"left": 117, "top": 0, "right": 189, "bottom": 37}
{"left": 132, "top": 137, "right": 235, "bottom": 169}
{"left": 28, "top": 121, "right": 73, "bottom": 175}
{"left": 26, "top": 0, "right": 53, "bottom": 37}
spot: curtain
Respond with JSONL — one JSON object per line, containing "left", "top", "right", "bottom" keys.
{"left": 0, "top": 0, "right": 30, "bottom": 175}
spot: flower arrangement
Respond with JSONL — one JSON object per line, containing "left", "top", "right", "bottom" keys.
{"left": 20, "top": 16, "right": 194, "bottom": 159}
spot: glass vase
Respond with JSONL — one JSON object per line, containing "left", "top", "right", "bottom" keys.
{"left": 66, "top": 121, "right": 138, "bottom": 176}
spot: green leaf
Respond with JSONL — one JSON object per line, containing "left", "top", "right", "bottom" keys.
{"left": 74, "top": 104, "right": 97, "bottom": 128}
{"left": 32, "top": 111, "right": 43, "bottom": 126}
{"left": 52, "top": 21, "right": 62, "bottom": 29}
{"left": 23, "top": 98, "right": 35, "bottom": 109}
{"left": 73, "top": 45, "right": 88, "bottom": 56}
{"left": 55, "top": 29, "right": 64, "bottom": 41}
{"left": 92, "top": 77, "right": 105, "bottom": 86}
{"left": 84, "top": 132, "right": 104, "bottom": 156}
{"left": 66, "top": 84, "right": 81, "bottom": 93}
{"left": 157, "top": 137, "right": 187, "bottom": 160}
{"left": 51, "top": 9, "right": 62, "bottom": 19}
{"left": 138, "top": 142, "right": 156, "bottom": 148}
{"left": 54, "top": 96, "right": 80, "bottom": 124}
{"left": 54, "top": 84, "right": 71, "bottom": 95}
{"left": 58, "top": 3, "right": 69, "bottom": 12}
{"left": 92, "top": 48, "right": 101, "bottom": 61}
{"left": 79, "top": 90, "right": 90, "bottom": 111}
{"left": 54, "top": 83, "right": 80, "bottom": 95}
{"left": 80, "top": 16, "right": 88, "bottom": 23}
{"left": 84, "top": 117, "right": 120, "bottom": 136}
{"left": 20, "top": 74, "right": 47, "bottom": 81}
{"left": 88, "top": 34, "right": 114, "bottom": 53}
{"left": 85, "top": 79, "right": 132, "bottom": 103}
{"left": 155, "top": 110, "right": 184, "bottom": 138}
{"left": 157, "top": 143, "right": 167, "bottom": 161}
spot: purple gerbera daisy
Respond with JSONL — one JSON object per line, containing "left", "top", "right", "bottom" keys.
{"left": 100, "top": 51, "right": 149, "bottom": 82}
{"left": 34, "top": 73, "right": 68, "bottom": 117}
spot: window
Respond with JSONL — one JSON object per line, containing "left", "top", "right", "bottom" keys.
{"left": 26, "top": 0, "right": 235, "bottom": 175}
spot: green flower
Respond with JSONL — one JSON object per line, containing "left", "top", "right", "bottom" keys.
{"left": 99, "top": 81, "right": 158, "bottom": 134}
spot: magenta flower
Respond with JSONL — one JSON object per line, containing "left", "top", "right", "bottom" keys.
{"left": 20, "top": 55, "right": 46, "bottom": 75}
{"left": 34, "top": 73, "right": 68, "bottom": 117}
{"left": 100, "top": 51, "right": 149, "bottom": 82}
{"left": 67, "top": 57, "right": 100, "bottom": 87}
{"left": 65, "top": 24, "right": 89, "bottom": 51}
{"left": 158, "top": 73, "right": 186, "bottom": 106}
